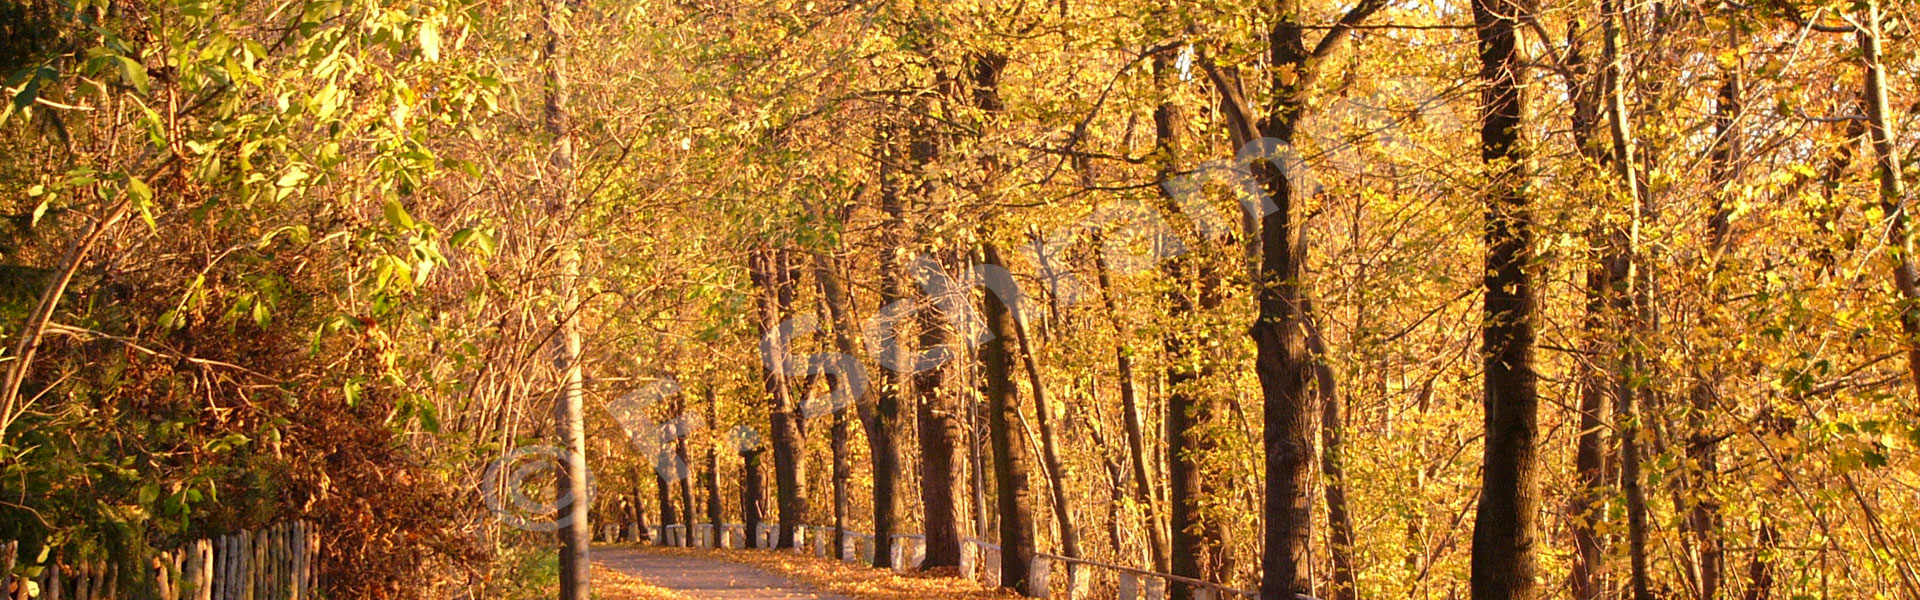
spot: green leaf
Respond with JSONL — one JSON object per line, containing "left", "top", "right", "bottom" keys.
{"left": 112, "top": 54, "right": 149, "bottom": 94}
{"left": 11, "top": 74, "right": 40, "bottom": 111}
{"left": 450, "top": 227, "right": 495, "bottom": 256}
{"left": 383, "top": 198, "right": 416, "bottom": 230}
{"left": 125, "top": 174, "right": 153, "bottom": 205}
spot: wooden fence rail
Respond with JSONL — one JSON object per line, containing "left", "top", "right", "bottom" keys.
{"left": 0, "top": 521, "right": 319, "bottom": 600}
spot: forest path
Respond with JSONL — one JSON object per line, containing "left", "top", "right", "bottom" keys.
{"left": 593, "top": 546, "right": 856, "bottom": 600}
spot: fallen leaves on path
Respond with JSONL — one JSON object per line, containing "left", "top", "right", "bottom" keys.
{"left": 647, "top": 547, "right": 1018, "bottom": 600}
{"left": 591, "top": 561, "right": 692, "bottom": 600}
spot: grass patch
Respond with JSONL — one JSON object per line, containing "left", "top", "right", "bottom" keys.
{"left": 648, "top": 546, "right": 1017, "bottom": 600}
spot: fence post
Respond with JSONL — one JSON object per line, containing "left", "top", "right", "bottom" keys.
{"left": 959, "top": 541, "right": 976, "bottom": 582}
{"left": 212, "top": 537, "right": 225, "bottom": 600}
{"left": 289, "top": 525, "right": 303, "bottom": 600}
{"left": 201, "top": 537, "right": 215, "bottom": 600}
{"left": 1029, "top": 555, "right": 1052, "bottom": 599}
{"left": 1067, "top": 563, "right": 1089, "bottom": 600}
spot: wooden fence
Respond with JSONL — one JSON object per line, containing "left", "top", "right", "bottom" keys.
{"left": 620, "top": 521, "right": 1284, "bottom": 600}
{"left": 0, "top": 521, "right": 319, "bottom": 600}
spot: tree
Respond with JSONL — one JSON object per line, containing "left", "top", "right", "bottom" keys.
{"left": 867, "top": 126, "right": 912, "bottom": 568}
{"left": 1467, "top": 0, "right": 1542, "bottom": 597}
{"left": 1092, "top": 234, "right": 1168, "bottom": 572}
{"left": 750, "top": 246, "right": 809, "bottom": 549}
{"left": 706, "top": 387, "right": 726, "bottom": 531}
{"left": 1859, "top": 0, "right": 1920, "bottom": 394}
{"left": 916, "top": 248, "right": 969, "bottom": 569}
{"left": 979, "top": 240, "right": 1039, "bottom": 595}
{"left": 1195, "top": 0, "right": 1390, "bottom": 595}
{"left": 540, "top": 0, "right": 591, "bottom": 595}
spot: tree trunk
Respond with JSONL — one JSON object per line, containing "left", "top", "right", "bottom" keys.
{"left": 1860, "top": 0, "right": 1920, "bottom": 394}
{"left": 706, "top": 388, "right": 725, "bottom": 530}
{"left": 1467, "top": 0, "right": 1542, "bottom": 597}
{"left": 540, "top": 0, "right": 591, "bottom": 596}
{"left": 833, "top": 397, "right": 852, "bottom": 559}
{"left": 1599, "top": 2, "right": 1654, "bottom": 596}
{"left": 657, "top": 455, "right": 678, "bottom": 537}
{"left": 1163, "top": 251, "right": 1226, "bottom": 600}
{"left": 1560, "top": 15, "right": 1616, "bottom": 600}
{"left": 676, "top": 432, "right": 697, "bottom": 537}
{"left": 1154, "top": 46, "right": 1233, "bottom": 600}
{"left": 1236, "top": 1, "right": 1391, "bottom": 594}
{"left": 908, "top": 67, "right": 967, "bottom": 568}
{"left": 979, "top": 240, "right": 1038, "bottom": 596}
{"left": 1248, "top": 52, "right": 1316, "bottom": 600}
{"left": 1684, "top": 33, "right": 1742, "bottom": 600}
{"left": 867, "top": 129, "right": 912, "bottom": 568}
{"left": 632, "top": 464, "right": 651, "bottom": 541}
{"left": 1092, "top": 236, "right": 1169, "bottom": 572}
{"left": 916, "top": 249, "right": 966, "bottom": 568}
{"left": 1305, "top": 299, "right": 1358, "bottom": 600}
{"left": 742, "top": 447, "right": 766, "bottom": 548}
{"left": 751, "top": 247, "right": 809, "bottom": 549}
{"left": 810, "top": 250, "right": 876, "bottom": 563}
{"left": 1008, "top": 284, "right": 1081, "bottom": 560}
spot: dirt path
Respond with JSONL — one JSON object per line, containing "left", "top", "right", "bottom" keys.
{"left": 593, "top": 546, "right": 856, "bottom": 600}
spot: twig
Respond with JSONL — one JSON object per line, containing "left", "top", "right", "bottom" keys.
{"left": 38, "top": 322, "right": 278, "bottom": 381}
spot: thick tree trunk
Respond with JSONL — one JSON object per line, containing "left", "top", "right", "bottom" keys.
{"left": 742, "top": 447, "right": 766, "bottom": 548}
{"left": 1092, "top": 238, "right": 1169, "bottom": 572}
{"left": 868, "top": 134, "right": 912, "bottom": 568}
{"left": 916, "top": 250, "right": 966, "bottom": 568}
{"left": 1467, "top": 0, "right": 1542, "bottom": 598}
{"left": 752, "top": 247, "right": 808, "bottom": 549}
{"left": 1249, "top": 54, "right": 1316, "bottom": 600}
{"left": 1153, "top": 47, "right": 1235, "bottom": 600}
{"left": 540, "top": 0, "right": 591, "bottom": 596}
{"left": 1240, "top": 1, "right": 1390, "bottom": 594}
{"left": 979, "top": 241, "right": 1038, "bottom": 596}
